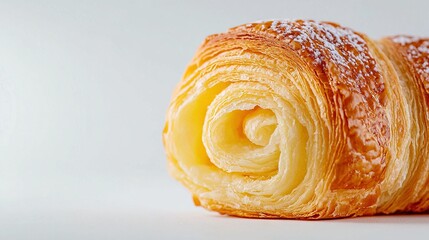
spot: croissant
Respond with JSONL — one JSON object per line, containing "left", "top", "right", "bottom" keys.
{"left": 162, "top": 20, "right": 429, "bottom": 219}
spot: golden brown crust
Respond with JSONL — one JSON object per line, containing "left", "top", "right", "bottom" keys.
{"left": 377, "top": 36, "right": 429, "bottom": 213}
{"left": 163, "top": 20, "right": 429, "bottom": 219}
{"left": 234, "top": 21, "right": 389, "bottom": 190}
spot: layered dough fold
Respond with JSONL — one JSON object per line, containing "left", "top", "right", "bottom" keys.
{"left": 163, "top": 20, "right": 429, "bottom": 218}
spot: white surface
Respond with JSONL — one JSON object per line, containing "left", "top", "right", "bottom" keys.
{"left": 0, "top": 0, "right": 428, "bottom": 239}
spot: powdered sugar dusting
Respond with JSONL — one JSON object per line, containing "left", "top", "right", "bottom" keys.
{"left": 391, "top": 35, "right": 429, "bottom": 78}
{"left": 392, "top": 35, "right": 421, "bottom": 45}
{"left": 236, "top": 20, "right": 384, "bottom": 95}
{"left": 267, "top": 20, "right": 378, "bottom": 82}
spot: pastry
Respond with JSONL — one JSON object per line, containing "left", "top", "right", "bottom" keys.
{"left": 162, "top": 20, "right": 429, "bottom": 219}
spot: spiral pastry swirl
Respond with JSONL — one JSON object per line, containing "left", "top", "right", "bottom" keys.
{"left": 163, "top": 20, "right": 429, "bottom": 218}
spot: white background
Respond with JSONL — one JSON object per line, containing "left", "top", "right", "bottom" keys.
{"left": 0, "top": 0, "right": 428, "bottom": 239}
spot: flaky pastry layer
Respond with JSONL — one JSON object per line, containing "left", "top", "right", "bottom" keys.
{"left": 163, "top": 20, "right": 429, "bottom": 219}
